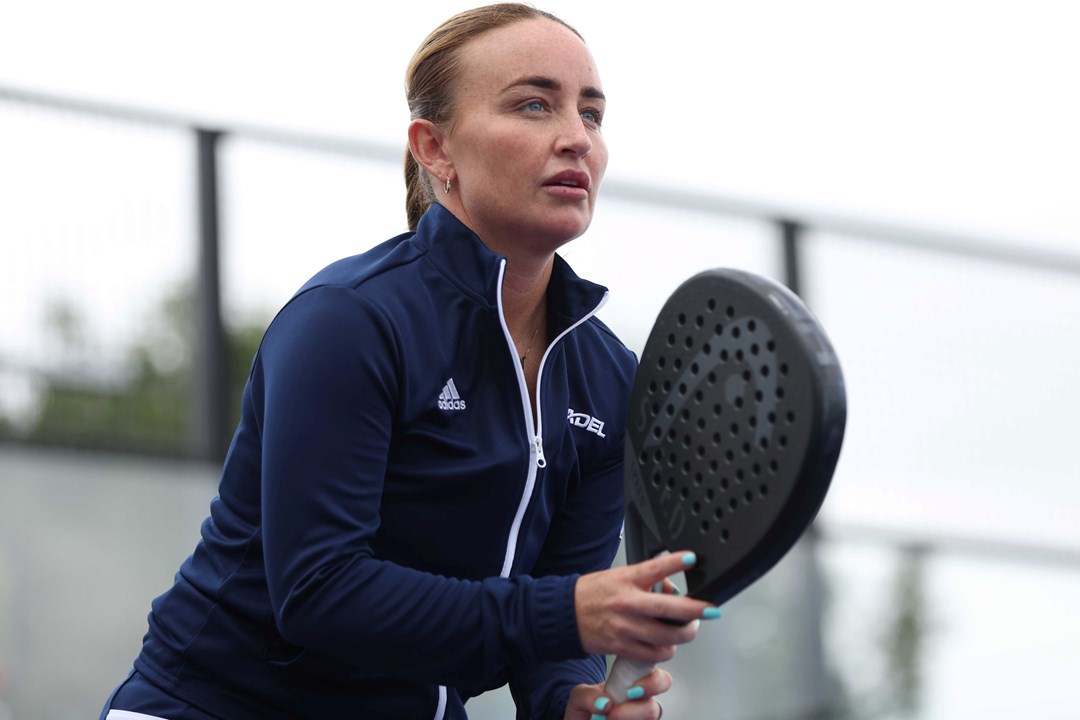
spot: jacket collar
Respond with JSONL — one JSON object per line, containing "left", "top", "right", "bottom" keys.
{"left": 411, "top": 204, "right": 609, "bottom": 331}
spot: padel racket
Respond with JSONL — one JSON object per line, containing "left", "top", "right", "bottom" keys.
{"left": 604, "top": 268, "right": 847, "bottom": 702}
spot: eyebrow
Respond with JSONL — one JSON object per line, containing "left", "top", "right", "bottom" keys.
{"left": 505, "top": 75, "right": 606, "bottom": 101}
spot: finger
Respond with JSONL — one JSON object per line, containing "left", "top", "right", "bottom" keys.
{"left": 630, "top": 550, "right": 698, "bottom": 587}
{"left": 606, "top": 695, "right": 665, "bottom": 720}
{"left": 639, "top": 592, "right": 719, "bottom": 625}
{"left": 617, "top": 639, "right": 678, "bottom": 666}
{"left": 626, "top": 553, "right": 722, "bottom": 624}
{"left": 606, "top": 670, "right": 671, "bottom": 719}
{"left": 660, "top": 578, "right": 681, "bottom": 596}
{"left": 566, "top": 682, "right": 612, "bottom": 718}
{"left": 622, "top": 667, "right": 673, "bottom": 700}
{"left": 630, "top": 615, "right": 699, "bottom": 649}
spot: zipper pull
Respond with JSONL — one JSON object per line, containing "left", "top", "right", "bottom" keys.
{"left": 533, "top": 436, "right": 547, "bottom": 468}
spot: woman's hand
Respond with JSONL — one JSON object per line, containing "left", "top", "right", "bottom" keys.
{"left": 564, "top": 669, "right": 670, "bottom": 720}
{"left": 574, "top": 550, "right": 718, "bottom": 664}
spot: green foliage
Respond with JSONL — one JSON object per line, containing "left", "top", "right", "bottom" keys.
{"left": 12, "top": 285, "right": 266, "bottom": 457}
{"left": 829, "top": 545, "right": 931, "bottom": 720}
{"left": 880, "top": 546, "right": 928, "bottom": 717}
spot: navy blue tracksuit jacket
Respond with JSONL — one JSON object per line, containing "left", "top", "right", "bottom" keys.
{"left": 118, "top": 204, "right": 637, "bottom": 719}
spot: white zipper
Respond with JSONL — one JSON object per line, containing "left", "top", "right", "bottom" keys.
{"left": 533, "top": 436, "right": 547, "bottom": 468}
{"left": 430, "top": 264, "right": 607, "bottom": 718}
{"left": 495, "top": 259, "right": 609, "bottom": 577}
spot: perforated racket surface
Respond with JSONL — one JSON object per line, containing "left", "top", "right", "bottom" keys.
{"left": 605, "top": 268, "right": 846, "bottom": 702}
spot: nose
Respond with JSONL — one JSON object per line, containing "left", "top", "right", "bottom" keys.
{"left": 557, "top": 112, "right": 592, "bottom": 158}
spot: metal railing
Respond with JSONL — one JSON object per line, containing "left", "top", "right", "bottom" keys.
{"left": 2, "top": 82, "right": 1079, "bottom": 572}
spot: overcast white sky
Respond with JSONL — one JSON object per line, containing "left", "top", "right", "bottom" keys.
{"left": 1, "top": 0, "right": 1078, "bottom": 248}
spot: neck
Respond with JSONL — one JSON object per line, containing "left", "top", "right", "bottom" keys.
{"left": 501, "top": 255, "right": 551, "bottom": 343}
{"left": 438, "top": 200, "right": 561, "bottom": 299}
{"left": 501, "top": 254, "right": 549, "bottom": 417}
{"left": 436, "top": 202, "right": 554, "bottom": 338}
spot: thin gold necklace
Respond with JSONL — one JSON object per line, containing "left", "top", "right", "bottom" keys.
{"left": 519, "top": 311, "right": 545, "bottom": 366}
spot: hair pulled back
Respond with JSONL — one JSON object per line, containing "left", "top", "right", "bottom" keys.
{"left": 403, "top": 3, "right": 582, "bottom": 230}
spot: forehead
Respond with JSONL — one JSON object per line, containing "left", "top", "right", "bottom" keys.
{"left": 456, "top": 18, "right": 602, "bottom": 96}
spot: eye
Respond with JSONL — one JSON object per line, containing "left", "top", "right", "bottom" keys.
{"left": 580, "top": 108, "right": 603, "bottom": 126}
{"left": 522, "top": 100, "right": 547, "bottom": 114}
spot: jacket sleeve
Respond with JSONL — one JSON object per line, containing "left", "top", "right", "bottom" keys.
{"left": 255, "top": 285, "right": 583, "bottom": 688}
{"left": 508, "top": 427, "right": 629, "bottom": 718}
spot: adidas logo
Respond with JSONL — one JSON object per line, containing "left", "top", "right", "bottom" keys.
{"left": 438, "top": 378, "right": 467, "bottom": 411}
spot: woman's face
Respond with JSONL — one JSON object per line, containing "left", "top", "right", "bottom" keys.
{"left": 441, "top": 18, "right": 608, "bottom": 255}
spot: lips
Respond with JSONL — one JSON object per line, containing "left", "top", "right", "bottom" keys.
{"left": 543, "top": 169, "right": 590, "bottom": 191}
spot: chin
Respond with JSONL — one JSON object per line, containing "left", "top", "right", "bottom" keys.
{"left": 507, "top": 206, "right": 593, "bottom": 251}
{"left": 544, "top": 224, "right": 589, "bottom": 249}
{"left": 546, "top": 211, "right": 593, "bottom": 245}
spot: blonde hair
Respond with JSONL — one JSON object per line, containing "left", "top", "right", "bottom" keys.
{"left": 403, "top": 3, "right": 582, "bottom": 230}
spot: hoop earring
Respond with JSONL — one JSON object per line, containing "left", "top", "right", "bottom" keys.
{"left": 445, "top": 177, "right": 452, "bottom": 194}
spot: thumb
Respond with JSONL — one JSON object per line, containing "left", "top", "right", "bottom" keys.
{"left": 566, "top": 683, "right": 612, "bottom": 718}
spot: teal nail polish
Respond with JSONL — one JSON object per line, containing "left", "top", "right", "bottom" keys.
{"left": 703, "top": 606, "right": 722, "bottom": 620}
{"left": 673, "top": 585, "right": 682, "bottom": 596}
{"left": 627, "top": 686, "right": 646, "bottom": 700}
{"left": 591, "top": 715, "right": 605, "bottom": 720}
{"left": 593, "top": 697, "right": 610, "bottom": 712}
{"left": 681, "top": 552, "right": 697, "bottom": 566}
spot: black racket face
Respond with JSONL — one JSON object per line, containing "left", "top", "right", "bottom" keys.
{"left": 623, "top": 269, "right": 846, "bottom": 605}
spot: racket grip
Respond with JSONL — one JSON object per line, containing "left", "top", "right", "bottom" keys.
{"left": 604, "top": 655, "right": 656, "bottom": 704}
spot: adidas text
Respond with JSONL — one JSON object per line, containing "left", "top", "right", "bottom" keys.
{"left": 438, "top": 378, "right": 467, "bottom": 412}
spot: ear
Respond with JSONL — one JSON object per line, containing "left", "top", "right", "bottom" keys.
{"left": 408, "top": 119, "right": 452, "bottom": 183}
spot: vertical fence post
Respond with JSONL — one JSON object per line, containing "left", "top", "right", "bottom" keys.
{"left": 780, "top": 218, "right": 804, "bottom": 297}
{"left": 193, "top": 127, "right": 228, "bottom": 461}
{"left": 777, "top": 217, "right": 834, "bottom": 717}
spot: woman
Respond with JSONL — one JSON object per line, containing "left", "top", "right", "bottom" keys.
{"left": 101, "top": 5, "right": 720, "bottom": 720}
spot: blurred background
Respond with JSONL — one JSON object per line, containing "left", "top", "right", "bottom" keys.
{"left": 2, "top": 1, "right": 1079, "bottom": 718}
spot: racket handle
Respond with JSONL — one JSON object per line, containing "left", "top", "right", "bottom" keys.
{"left": 604, "top": 655, "right": 656, "bottom": 704}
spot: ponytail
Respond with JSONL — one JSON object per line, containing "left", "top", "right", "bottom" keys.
{"left": 404, "top": 148, "right": 431, "bottom": 232}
